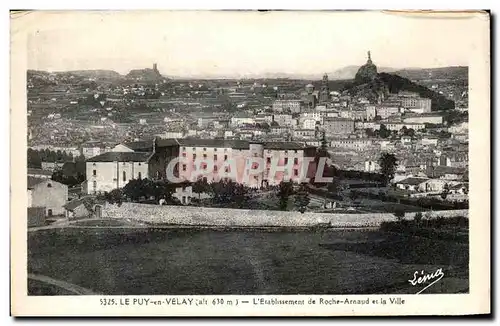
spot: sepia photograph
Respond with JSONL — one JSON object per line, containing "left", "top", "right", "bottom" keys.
{"left": 10, "top": 9, "right": 490, "bottom": 316}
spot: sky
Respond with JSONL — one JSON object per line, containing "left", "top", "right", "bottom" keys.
{"left": 20, "top": 11, "right": 484, "bottom": 78}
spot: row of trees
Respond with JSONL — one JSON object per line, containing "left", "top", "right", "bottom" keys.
{"left": 28, "top": 148, "right": 85, "bottom": 168}
{"left": 364, "top": 125, "right": 416, "bottom": 139}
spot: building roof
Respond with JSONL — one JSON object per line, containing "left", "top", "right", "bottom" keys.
{"left": 263, "top": 141, "right": 316, "bottom": 150}
{"left": 63, "top": 197, "right": 94, "bottom": 211}
{"left": 86, "top": 152, "right": 153, "bottom": 162}
{"left": 433, "top": 166, "right": 467, "bottom": 175}
{"left": 396, "top": 177, "right": 429, "bottom": 186}
{"left": 177, "top": 139, "right": 251, "bottom": 149}
{"left": 27, "top": 168, "right": 52, "bottom": 176}
{"left": 123, "top": 140, "right": 153, "bottom": 152}
{"left": 157, "top": 138, "right": 317, "bottom": 151}
{"left": 27, "top": 176, "right": 47, "bottom": 189}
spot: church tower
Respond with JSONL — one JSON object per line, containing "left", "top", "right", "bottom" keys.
{"left": 319, "top": 73, "right": 330, "bottom": 104}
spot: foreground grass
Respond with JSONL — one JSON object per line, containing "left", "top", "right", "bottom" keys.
{"left": 28, "top": 228, "right": 468, "bottom": 295}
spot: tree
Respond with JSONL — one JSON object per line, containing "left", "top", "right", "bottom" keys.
{"left": 122, "top": 179, "right": 145, "bottom": 201}
{"left": 394, "top": 209, "right": 405, "bottom": 221}
{"left": 278, "top": 180, "right": 294, "bottom": 211}
{"left": 192, "top": 178, "right": 209, "bottom": 200}
{"left": 414, "top": 211, "right": 423, "bottom": 224}
{"left": 294, "top": 184, "right": 310, "bottom": 213}
{"left": 441, "top": 183, "right": 450, "bottom": 200}
{"left": 378, "top": 153, "right": 398, "bottom": 186}
{"left": 327, "top": 178, "right": 340, "bottom": 196}
{"left": 209, "top": 179, "right": 249, "bottom": 208}
{"left": 379, "top": 124, "right": 391, "bottom": 138}
{"left": 105, "top": 189, "right": 124, "bottom": 206}
{"left": 27, "top": 148, "right": 42, "bottom": 168}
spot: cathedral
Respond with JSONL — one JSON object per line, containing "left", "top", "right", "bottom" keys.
{"left": 319, "top": 73, "right": 330, "bottom": 104}
{"left": 354, "top": 51, "right": 378, "bottom": 83}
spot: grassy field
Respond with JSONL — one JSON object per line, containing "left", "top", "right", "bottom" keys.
{"left": 28, "top": 227, "right": 468, "bottom": 295}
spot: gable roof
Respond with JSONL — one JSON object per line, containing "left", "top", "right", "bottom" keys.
{"left": 63, "top": 197, "right": 94, "bottom": 211}
{"left": 27, "top": 176, "right": 46, "bottom": 189}
{"left": 27, "top": 168, "right": 52, "bottom": 176}
{"left": 122, "top": 140, "right": 153, "bottom": 152}
{"left": 396, "top": 177, "right": 429, "bottom": 186}
{"left": 86, "top": 152, "right": 153, "bottom": 163}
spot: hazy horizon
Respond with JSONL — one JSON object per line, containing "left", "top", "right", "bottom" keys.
{"left": 23, "top": 11, "right": 478, "bottom": 78}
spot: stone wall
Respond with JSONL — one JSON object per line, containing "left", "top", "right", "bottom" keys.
{"left": 102, "top": 203, "right": 468, "bottom": 228}
{"left": 404, "top": 209, "right": 469, "bottom": 219}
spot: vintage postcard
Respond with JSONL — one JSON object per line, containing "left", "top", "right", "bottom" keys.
{"left": 10, "top": 10, "right": 490, "bottom": 316}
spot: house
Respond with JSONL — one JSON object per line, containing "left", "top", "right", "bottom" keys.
{"left": 293, "top": 129, "right": 316, "bottom": 139}
{"left": 40, "top": 162, "right": 64, "bottom": 172}
{"left": 395, "top": 177, "right": 447, "bottom": 192}
{"left": 323, "top": 118, "right": 355, "bottom": 135}
{"left": 395, "top": 177, "right": 429, "bottom": 191}
{"left": 86, "top": 152, "right": 153, "bottom": 194}
{"left": 172, "top": 184, "right": 211, "bottom": 205}
{"left": 63, "top": 197, "right": 95, "bottom": 220}
{"left": 421, "top": 136, "right": 439, "bottom": 146}
{"left": 400, "top": 136, "right": 412, "bottom": 146}
{"left": 431, "top": 166, "right": 467, "bottom": 180}
{"left": 28, "top": 177, "right": 68, "bottom": 217}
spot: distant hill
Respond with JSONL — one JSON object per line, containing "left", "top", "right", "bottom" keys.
{"left": 126, "top": 68, "right": 163, "bottom": 82}
{"left": 393, "top": 66, "right": 468, "bottom": 81}
{"left": 342, "top": 72, "right": 455, "bottom": 111}
{"left": 58, "top": 70, "right": 123, "bottom": 79}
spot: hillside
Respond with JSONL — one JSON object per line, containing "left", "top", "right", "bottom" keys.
{"left": 326, "top": 65, "right": 396, "bottom": 80}
{"left": 393, "top": 66, "right": 468, "bottom": 81}
{"left": 343, "top": 72, "right": 455, "bottom": 111}
{"left": 126, "top": 68, "right": 163, "bottom": 82}
{"left": 58, "top": 70, "right": 123, "bottom": 79}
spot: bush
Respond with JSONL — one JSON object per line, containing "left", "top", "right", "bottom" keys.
{"left": 394, "top": 209, "right": 406, "bottom": 220}
{"left": 414, "top": 212, "right": 423, "bottom": 224}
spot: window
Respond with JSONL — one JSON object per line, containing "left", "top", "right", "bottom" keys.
{"left": 193, "top": 154, "right": 197, "bottom": 160}
{"left": 214, "top": 154, "right": 218, "bottom": 160}
{"left": 294, "top": 150, "right": 298, "bottom": 154}
{"left": 138, "top": 163, "right": 141, "bottom": 166}
{"left": 266, "top": 157, "right": 271, "bottom": 164}
{"left": 294, "top": 169, "right": 299, "bottom": 176}
{"left": 284, "top": 158, "right": 288, "bottom": 165}
{"left": 294, "top": 158, "right": 298, "bottom": 165}
{"left": 183, "top": 147, "right": 186, "bottom": 151}
{"left": 92, "top": 163, "right": 96, "bottom": 166}
{"left": 203, "top": 154, "right": 207, "bottom": 159}
{"left": 47, "top": 183, "right": 52, "bottom": 188}
{"left": 214, "top": 165, "right": 218, "bottom": 172}
{"left": 224, "top": 155, "right": 228, "bottom": 161}
{"left": 214, "top": 148, "right": 217, "bottom": 152}
{"left": 203, "top": 148, "right": 207, "bottom": 151}
{"left": 47, "top": 209, "right": 53, "bottom": 217}
{"left": 182, "top": 164, "right": 187, "bottom": 171}
{"left": 182, "top": 152, "right": 186, "bottom": 157}
{"left": 192, "top": 147, "right": 196, "bottom": 151}
{"left": 123, "top": 171, "right": 126, "bottom": 181}
{"left": 93, "top": 181, "right": 97, "bottom": 189}
{"left": 138, "top": 172, "right": 142, "bottom": 179}
{"left": 93, "top": 169, "right": 96, "bottom": 176}
{"left": 225, "top": 167, "right": 229, "bottom": 173}
{"left": 284, "top": 150, "right": 288, "bottom": 155}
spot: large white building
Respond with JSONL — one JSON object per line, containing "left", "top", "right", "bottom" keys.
{"left": 86, "top": 138, "right": 318, "bottom": 192}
